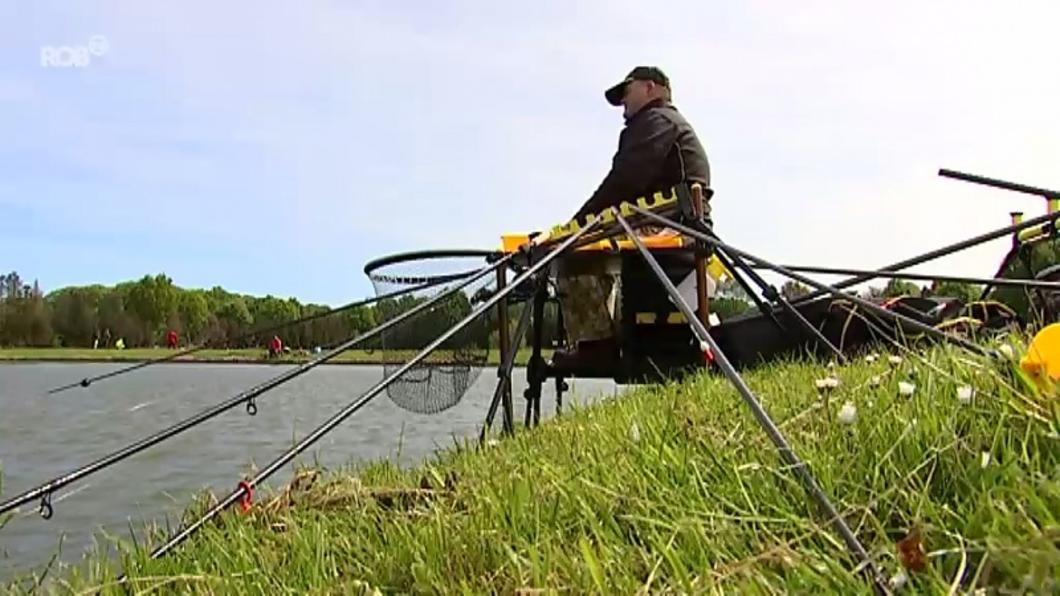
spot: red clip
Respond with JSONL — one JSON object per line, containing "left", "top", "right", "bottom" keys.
{"left": 700, "top": 341, "right": 715, "bottom": 364}
{"left": 238, "top": 480, "right": 254, "bottom": 513}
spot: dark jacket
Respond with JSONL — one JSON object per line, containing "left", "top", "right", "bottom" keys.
{"left": 574, "top": 98, "right": 710, "bottom": 220}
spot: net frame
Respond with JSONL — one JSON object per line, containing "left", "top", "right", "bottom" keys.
{"left": 363, "top": 249, "right": 502, "bottom": 414}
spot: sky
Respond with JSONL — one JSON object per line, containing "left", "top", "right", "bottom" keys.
{"left": 2, "top": 1, "right": 1059, "bottom": 306}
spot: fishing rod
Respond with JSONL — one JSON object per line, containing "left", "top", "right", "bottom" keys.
{"left": 0, "top": 256, "right": 510, "bottom": 519}
{"left": 789, "top": 205, "right": 1060, "bottom": 306}
{"left": 131, "top": 217, "right": 599, "bottom": 566}
{"left": 46, "top": 277, "right": 459, "bottom": 395}
{"left": 750, "top": 264, "right": 1060, "bottom": 292}
{"left": 613, "top": 211, "right": 888, "bottom": 594}
{"left": 629, "top": 204, "right": 996, "bottom": 359}
{"left": 938, "top": 168, "right": 1060, "bottom": 200}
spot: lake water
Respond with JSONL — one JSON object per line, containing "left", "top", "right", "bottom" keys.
{"left": 0, "top": 362, "right": 618, "bottom": 583}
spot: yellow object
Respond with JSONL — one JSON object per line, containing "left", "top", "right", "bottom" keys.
{"left": 1017, "top": 220, "right": 1056, "bottom": 242}
{"left": 707, "top": 254, "right": 732, "bottom": 283}
{"left": 1020, "top": 323, "right": 1060, "bottom": 391}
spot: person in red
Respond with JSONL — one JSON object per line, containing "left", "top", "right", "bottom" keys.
{"left": 166, "top": 329, "right": 178, "bottom": 349}
{"left": 269, "top": 335, "right": 283, "bottom": 358}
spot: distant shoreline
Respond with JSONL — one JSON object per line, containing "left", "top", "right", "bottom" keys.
{"left": 0, "top": 347, "right": 546, "bottom": 367}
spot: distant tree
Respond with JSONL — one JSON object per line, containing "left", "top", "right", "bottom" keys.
{"left": 712, "top": 296, "right": 753, "bottom": 320}
{"left": 217, "top": 297, "right": 254, "bottom": 345}
{"left": 780, "top": 280, "right": 810, "bottom": 300}
{"left": 882, "top": 279, "right": 920, "bottom": 298}
{"left": 49, "top": 287, "right": 102, "bottom": 346}
{"left": 931, "top": 280, "right": 982, "bottom": 303}
{"left": 177, "top": 291, "right": 211, "bottom": 343}
{"left": 127, "top": 274, "right": 178, "bottom": 343}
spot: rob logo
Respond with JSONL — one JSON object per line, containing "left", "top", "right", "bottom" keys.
{"left": 40, "top": 35, "right": 109, "bottom": 68}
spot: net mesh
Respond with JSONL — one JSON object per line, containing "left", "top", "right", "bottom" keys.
{"left": 365, "top": 251, "right": 496, "bottom": 414}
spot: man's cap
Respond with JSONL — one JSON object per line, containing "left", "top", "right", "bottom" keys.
{"left": 604, "top": 66, "right": 670, "bottom": 106}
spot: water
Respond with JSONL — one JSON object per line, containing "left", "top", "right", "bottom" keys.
{"left": 0, "top": 362, "right": 617, "bottom": 583}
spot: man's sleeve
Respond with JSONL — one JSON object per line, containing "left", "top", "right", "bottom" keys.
{"left": 573, "top": 112, "right": 679, "bottom": 220}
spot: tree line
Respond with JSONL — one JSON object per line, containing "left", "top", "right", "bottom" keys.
{"left": 0, "top": 272, "right": 483, "bottom": 350}
{"left": 1, "top": 245, "right": 1052, "bottom": 350}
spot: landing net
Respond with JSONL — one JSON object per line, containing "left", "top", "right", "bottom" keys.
{"left": 364, "top": 250, "right": 497, "bottom": 414}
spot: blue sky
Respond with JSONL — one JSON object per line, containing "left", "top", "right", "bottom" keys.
{"left": 2, "top": 1, "right": 1059, "bottom": 306}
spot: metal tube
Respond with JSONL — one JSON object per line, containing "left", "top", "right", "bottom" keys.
{"left": 480, "top": 301, "right": 533, "bottom": 442}
{"left": 495, "top": 264, "right": 514, "bottom": 434}
{"left": 747, "top": 263, "right": 1060, "bottom": 291}
{"left": 525, "top": 274, "right": 548, "bottom": 428}
{"left": 787, "top": 208, "right": 1060, "bottom": 305}
{"left": 691, "top": 184, "right": 711, "bottom": 326}
{"left": 140, "top": 217, "right": 600, "bottom": 563}
{"left": 938, "top": 168, "right": 1060, "bottom": 199}
{"left": 613, "top": 211, "right": 887, "bottom": 594}
{"left": 629, "top": 205, "right": 997, "bottom": 359}
{"left": 0, "top": 257, "right": 512, "bottom": 518}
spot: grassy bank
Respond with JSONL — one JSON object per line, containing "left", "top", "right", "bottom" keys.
{"left": 6, "top": 339, "right": 1059, "bottom": 594}
{"left": 0, "top": 347, "right": 546, "bottom": 367}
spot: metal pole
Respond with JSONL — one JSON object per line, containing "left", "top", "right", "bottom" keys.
{"left": 690, "top": 184, "right": 711, "bottom": 326}
{"left": 938, "top": 168, "right": 1060, "bottom": 200}
{"left": 629, "top": 205, "right": 997, "bottom": 359}
{"left": 525, "top": 274, "right": 548, "bottom": 428}
{"left": 748, "top": 263, "right": 1060, "bottom": 292}
{"left": 480, "top": 302, "right": 533, "bottom": 442}
{"left": 495, "top": 263, "right": 514, "bottom": 434}
{"left": 784, "top": 209, "right": 1060, "bottom": 305}
{"left": 613, "top": 210, "right": 887, "bottom": 594}
{"left": 554, "top": 299, "right": 568, "bottom": 416}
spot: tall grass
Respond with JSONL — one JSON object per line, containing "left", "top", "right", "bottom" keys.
{"left": 7, "top": 337, "right": 1059, "bottom": 594}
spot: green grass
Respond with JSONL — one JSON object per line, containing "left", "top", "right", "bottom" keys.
{"left": 5, "top": 336, "right": 1059, "bottom": 594}
{"left": 0, "top": 347, "right": 545, "bottom": 367}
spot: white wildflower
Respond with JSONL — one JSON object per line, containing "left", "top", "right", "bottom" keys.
{"left": 828, "top": 360, "right": 837, "bottom": 369}
{"left": 998, "top": 344, "right": 1014, "bottom": 358}
{"left": 837, "top": 401, "right": 857, "bottom": 425}
{"left": 957, "top": 385, "right": 974, "bottom": 405}
{"left": 869, "top": 375, "right": 883, "bottom": 387}
{"left": 981, "top": 451, "right": 991, "bottom": 468}
{"left": 865, "top": 353, "right": 878, "bottom": 363}
{"left": 815, "top": 377, "right": 840, "bottom": 391}
{"left": 898, "top": 381, "right": 916, "bottom": 396}
{"left": 629, "top": 422, "right": 641, "bottom": 443}
{"left": 890, "top": 570, "right": 908, "bottom": 590}
{"left": 888, "top": 355, "right": 903, "bottom": 365}
{"left": 486, "top": 439, "right": 499, "bottom": 448}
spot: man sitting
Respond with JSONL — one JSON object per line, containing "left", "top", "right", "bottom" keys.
{"left": 552, "top": 66, "right": 711, "bottom": 371}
